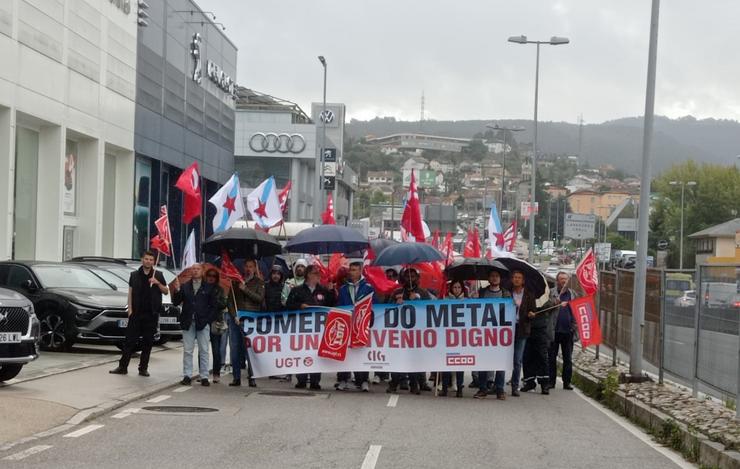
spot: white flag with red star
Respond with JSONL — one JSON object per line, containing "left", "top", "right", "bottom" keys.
{"left": 246, "top": 176, "right": 283, "bottom": 230}
{"left": 209, "top": 173, "right": 246, "bottom": 233}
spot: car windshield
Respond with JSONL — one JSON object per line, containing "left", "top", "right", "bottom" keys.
{"left": 33, "top": 265, "right": 113, "bottom": 289}
{"left": 90, "top": 268, "right": 129, "bottom": 289}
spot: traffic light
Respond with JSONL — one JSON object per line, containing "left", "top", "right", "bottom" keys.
{"left": 137, "top": 0, "right": 149, "bottom": 27}
{"left": 552, "top": 231, "right": 557, "bottom": 240}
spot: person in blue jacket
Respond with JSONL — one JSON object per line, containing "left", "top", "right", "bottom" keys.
{"left": 335, "top": 261, "right": 375, "bottom": 392}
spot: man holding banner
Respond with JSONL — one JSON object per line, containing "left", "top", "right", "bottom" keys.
{"left": 335, "top": 262, "right": 375, "bottom": 392}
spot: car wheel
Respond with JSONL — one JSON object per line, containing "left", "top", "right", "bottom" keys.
{"left": 0, "top": 364, "right": 24, "bottom": 382}
{"left": 39, "top": 312, "right": 74, "bottom": 352}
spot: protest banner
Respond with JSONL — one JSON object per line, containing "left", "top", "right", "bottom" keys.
{"left": 239, "top": 298, "right": 515, "bottom": 378}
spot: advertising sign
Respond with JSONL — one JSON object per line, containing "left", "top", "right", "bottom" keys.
{"left": 595, "top": 242, "right": 611, "bottom": 263}
{"left": 402, "top": 169, "right": 437, "bottom": 188}
{"left": 520, "top": 202, "right": 539, "bottom": 217}
{"left": 564, "top": 213, "right": 596, "bottom": 240}
{"left": 617, "top": 218, "right": 638, "bottom": 232}
{"left": 239, "top": 298, "right": 515, "bottom": 377}
{"left": 63, "top": 144, "right": 77, "bottom": 216}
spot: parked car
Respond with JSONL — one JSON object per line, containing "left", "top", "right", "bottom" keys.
{"left": 68, "top": 257, "right": 181, "bottom": 343}
{"left": 0, "top": 287, "right": 40, "bottom": 381}
{"left": 674, "top": 290, "right": 696, "bottom": 307}
{"left": 0, "top": 261, "right": 132, "bottom": 351}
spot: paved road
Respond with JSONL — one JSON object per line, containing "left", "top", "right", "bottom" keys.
{"left": 0, "top": 374, "right": 690, "bottom": 469}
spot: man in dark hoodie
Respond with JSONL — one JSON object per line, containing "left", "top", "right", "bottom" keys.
{"left": 264, "top": 265, "right": 286, "bottom": 312}
{"left": 520, "top": 270, "right": 554, "bottom": 395}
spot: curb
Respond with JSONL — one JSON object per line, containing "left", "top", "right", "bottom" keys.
{"left": 573, "top": 365, "right": 740, "bottom": 469}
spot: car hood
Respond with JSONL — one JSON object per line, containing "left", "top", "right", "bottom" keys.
{"left": 47, "top": 288, "right": 128, "bottom": 308}
{"left": 0, "top": 287, "right": 33, "bottom": 306}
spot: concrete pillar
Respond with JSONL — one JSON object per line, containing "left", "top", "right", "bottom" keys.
{"left": 35, "top": 124, "right": 64, "bottom": 261}
{"left": 0, "top": 107, "right": 13, "bottom": 260}
{"left": 76, "top": 137, "right": 102, "bottom": 255}
{"left": 113, "top": 150, "right": 134, "bottom": 258}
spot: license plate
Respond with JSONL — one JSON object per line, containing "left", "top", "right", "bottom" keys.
{"left": 117, "top": 319, "right": 129, "bottom": 328}
{"left": 0, "top": 332, "right": 22, "bottom": 343}
{"left": 159, "top": 317, "right": 179, "bottom": 324}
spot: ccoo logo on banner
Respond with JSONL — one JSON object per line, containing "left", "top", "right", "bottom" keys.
{"left": 239, "top": 298, "right": 516, "bottom": 378}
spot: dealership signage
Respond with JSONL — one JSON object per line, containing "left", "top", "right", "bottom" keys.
{"left": 109, "top": 0, "right": 131, "bottom": 14}
{"left": 190, "top": 33, "right": 235, "bottom": 97}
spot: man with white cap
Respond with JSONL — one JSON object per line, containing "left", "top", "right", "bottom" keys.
{"left": 281, "top": 258, "right": 308, "bottom": 307}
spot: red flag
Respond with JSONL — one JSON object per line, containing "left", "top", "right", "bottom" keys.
{"left": 278, "top": 181, "right": 292, "bottom": 216}
{"left": 318, "top": 309, "right": 352, "bottom": 361}
{"left": 430, "top": 229, "right": 440, "bottom": 249}
{"left": 401, "top": 169, "right": 425, "bottom": 242}
{"left": 412, "top": 262, "right": 446, "bottom": 296}
{"left": 363, "top": 266, "right": 398, "bottom": 295}
{"left": 175, "top": 162, "right": 202, "bottom": 224}
{"left": 149, "top": 235, "right": 170, "bottom": 256}
{"left": 219, "top": 250, "right": 244, "bottom": 283}
{"left": 321, "top": 193, "right": 336, "bottom": 225}
{"left": 439, "top": 232, "right": 454, "bottom": 265}
{"left": 463, "top": 228, "right": 481, "bottom": 258}
{"left": 570, "top": 295, "right": 602, "bottom": 347}
{"left": 502, "top": 221, "right": 517, "bottom": 252}
{"left": 350, "top": 293, "right": 374, "bottom": 348}
{"left": 576, "top": 248, "right": 599, "bottom": 295}
{"left": 153, "top": 205, "right": 172, "bottom": 256}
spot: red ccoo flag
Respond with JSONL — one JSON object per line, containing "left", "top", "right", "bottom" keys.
{"left": 430, "top": 229, "right": 440, "bottom": 249}
{"left": 321, "top": 193, "right": 336, "bottom": 225}
{"left": 219, "top": 250, "right": 244, "bottom": 283}
{"left": 463, "top": 228, "right": 481, "bottom": 258}
{"left": 570, "top": 295, "right": 602, "bottom": 347}
{"left": 318, "top": 309, "right": 352, "bottom": 361}
{"left": 150, "top": 235, "right": 170, "bottom": 256}
{"left": 350, "top": 293, "right": 374, "bottom": 348}
{"left": 439, "top": 232, "right": 454, "bottom": 265}
{"left": 400, "top": 169, "right": 425, "bottom": 242}
{"left": 175, "top": 162, "right": 202, "bottom": 224}
{"left": 576, "top": 248, "right": 599, "bottom": 296}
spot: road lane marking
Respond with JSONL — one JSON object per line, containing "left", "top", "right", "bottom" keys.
{"left": 63, "top": 424, "right": 104, "bottom": 438}
{"left": 112, "top": 408, "right": 141, "bottom": 419}
{"left": 386, "top": 395, "right": 399, "bottom": 407}
{"left": 361, "top": 445, "right": 382, "bottom": 469}
{"left": 3, "top": 445, "right": 53, "bottom": 461}
{"left": 574, "top": 389, "right": 694, "bottom": 469}
{"left": 146, "top": 395, "right": 171, "bottom": 403}
{"left": 174, "top": 386, "right": 192, "bottom": 393}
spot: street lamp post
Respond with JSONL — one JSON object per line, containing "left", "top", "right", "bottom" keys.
{"left": 313, "top": 55, "right": 328, "bottom": 225}
{"left": 669, "top": 180, "right": 696, "bottom": 269}
{"left": 486, "top": 124, "right": 524, "bottom": 220}
{"left": 508, "top": 35, "right": 569, "bottom": 262}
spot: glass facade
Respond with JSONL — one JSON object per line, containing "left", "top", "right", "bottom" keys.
{"left": 236, "top": 156, "right": 291, "bottom": 189}
{"left": 13, "top": 127, "right": 39, "bottom": 260}
{"left": 133, "top": 157, "right": 152, "bottom": 258}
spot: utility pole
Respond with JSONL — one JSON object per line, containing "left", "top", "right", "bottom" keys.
{"left": 630, "top": 0, "right": 661, "bottom": 378}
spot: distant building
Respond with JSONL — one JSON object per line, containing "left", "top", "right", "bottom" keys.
{"left": 366, "top": 133, "right": 472, "bottom": 153}
{"left": 521, "top": 160, "right": 533, "bottom": 181}
{"left": 688, "top": 218, "right": 740, "bottom": 265}
{"left": 429, "top": 160, "right": 454, "bottom": 174}
{"left": 567, "top": 190, "right": 637, "bottom": 220}
{"left": 545, "top": 185, "right": 568, "bottom": 199}
{"left": 366, "top": 170, "right": 394, "bottom": 186}
{"left": 484, "top": 140, "right": 512, "bottom": 154}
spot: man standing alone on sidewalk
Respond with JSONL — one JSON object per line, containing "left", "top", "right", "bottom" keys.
{"left": 548, "top": 271, "right": 577, "bottom": 390}
{"left": 110, "top": 251, "right": 168, "bottom": 377}
{"left": 172, "top": 264, "right": 218, "bottom": 386}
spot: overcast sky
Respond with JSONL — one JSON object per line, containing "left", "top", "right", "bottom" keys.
{"left": 197, "top": 0, "right": 739, "bottom": 124}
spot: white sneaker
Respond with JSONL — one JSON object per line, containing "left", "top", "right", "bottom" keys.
{"left": 361, "top": 381, "right": 370, "bottom": 392}
{"left": 372, "top": 375, "right": 381, "bottom": 384}
{"left": 450, "top": 383, "right": 457, "bottom": 392}
{"left": 337, "top": 380, "right": 349, "bottom": 391}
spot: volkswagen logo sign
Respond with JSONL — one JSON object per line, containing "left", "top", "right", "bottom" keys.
{"left": 319, "top": 110, "right": 335, "bottom": 124}
{"left": 249, "top": 133, "right": 306, "bottom": 154}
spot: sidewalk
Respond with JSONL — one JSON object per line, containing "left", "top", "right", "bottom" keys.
{"left": 0, "top": 347, "right": 184, "bottom": 449}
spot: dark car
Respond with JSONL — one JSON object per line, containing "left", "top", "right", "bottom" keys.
{"left": 68, "top": 257, "right": 181, "bottom": 343}
{"left": 0, "top": 287, "right": 40, "bottom": 381}
{"left": 0, "top": 261, "right": 131, "bottom": 351}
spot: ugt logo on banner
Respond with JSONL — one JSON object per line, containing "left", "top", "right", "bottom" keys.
{"left": 318, "top": 309, "right": 352, "bottom": 361}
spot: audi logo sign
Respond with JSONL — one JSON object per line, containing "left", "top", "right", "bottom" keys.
{"left": 249, "top": 133, "right": 307, "bottom": 154}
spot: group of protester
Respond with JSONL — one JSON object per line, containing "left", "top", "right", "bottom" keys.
{"left": 109, "top": 251, "right": 579, "bottom": 399}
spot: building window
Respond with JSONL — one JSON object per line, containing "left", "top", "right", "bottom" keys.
{"left": 133, "top": 157, "right": 152, "bottom": 258}
{"left": 696, "top": 238, "right": 715, "bottom": 254}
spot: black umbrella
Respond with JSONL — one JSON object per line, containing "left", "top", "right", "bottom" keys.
{"left": 284, "top": 225, "right": 369, "bottom": 254}
{"left": 203, "top": 227, "right": 282, "bottom": 258}
{"left": 372, "top": 243, "right": 444, "bottom": 266}
{"left": 445, "top": 258, "right": 509, "bottom": 281}
{"left": 346, "top": 238, "right": 399, "bottom": 259}
{"left": 494, "top": 256, "right": 550, "bottom": 306}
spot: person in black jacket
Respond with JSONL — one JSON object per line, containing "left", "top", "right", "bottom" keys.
{"left": 264, "top": 265, "right": 286, "bottom": 312}
{"left": 110, "top": 251, "right": 168, "bottom": 377}
{"left": 172, "top": 263, "right": 218, "bottom": 386}
{"left": 287, "top": 265, "right": 335, "bottom": 390}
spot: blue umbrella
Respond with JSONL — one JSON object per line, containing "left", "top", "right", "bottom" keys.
{"left": 372, "top": 243, "right": 444, "bottom": 266}
{"left": 284, "top": 225, "right": 369, "bottom": 255}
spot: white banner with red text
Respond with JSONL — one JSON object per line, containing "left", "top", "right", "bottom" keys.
{"left": 238, "top": 298, "right": 515, "bottom": 378}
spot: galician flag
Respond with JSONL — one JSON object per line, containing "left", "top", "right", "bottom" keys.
{"left": 182, "top": 230, "right": 197, "bottom": 270}
{"left": 487, "top": 202, "right": 506, "bottom": 257}
{"left": 246, "top": 176, "right": 283, "bottom": 230}
{"left": 209, "top": 174, "right": 245, "bottom": 233}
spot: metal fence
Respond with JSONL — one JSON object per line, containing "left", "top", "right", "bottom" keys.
{"left": 598, "top": 264, "right": 739, "bottom": 409}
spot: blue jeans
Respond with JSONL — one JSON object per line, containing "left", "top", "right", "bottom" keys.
{"left": 227, "top": 314, "right": 248, "bottom": 381}
{"left": 477, "top": 370, "right": 506, "bottom": 393}
{"left": 183, "top": 323, "right": 210, "bottom": 380}
{"left": 512, "top": 337, "right": 527, "bottom": 389}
